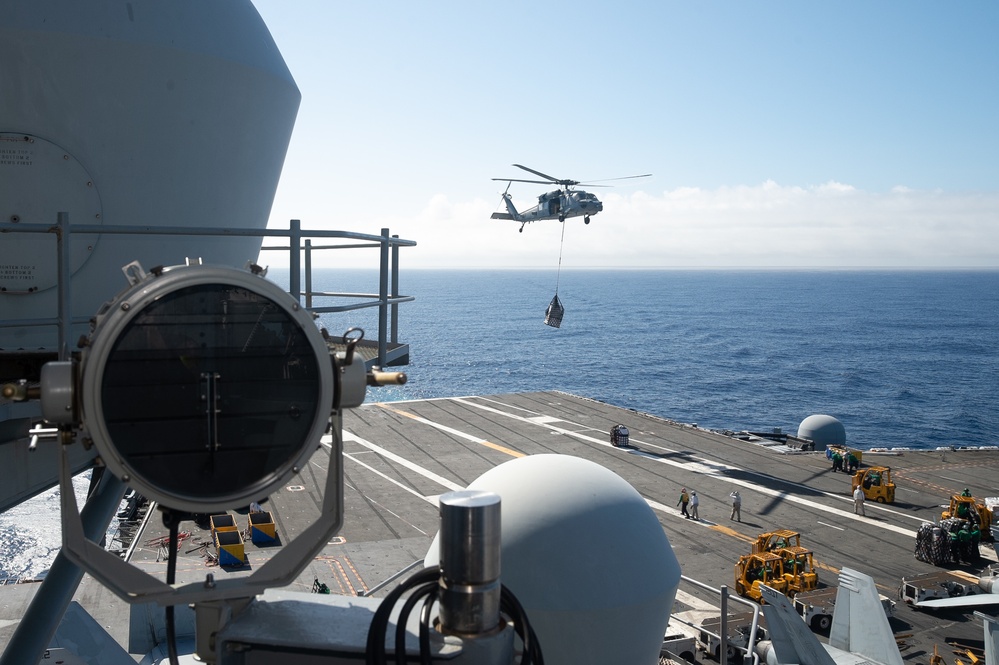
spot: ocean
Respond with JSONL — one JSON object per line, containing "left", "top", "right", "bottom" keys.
{"left": 303, "top": 269, "right": 999, "bottom": 450}
{"left": 4, "top": 269, "right": 997, "bottom": 581}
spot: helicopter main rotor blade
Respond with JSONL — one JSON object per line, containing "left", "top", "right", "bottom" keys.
{"left": 499, "top": 164, "right": 646, "bottom": 188}
{"left": 491, "top": 178, "right": 554, "bottom": 185}
{"left": 512, "top": 163, "right": 580, "bottom": 187}
{"left": 579, "top": 173, "right": 652, "bottom": 184}
{"left": 512, "top": 164, "right": 560, "bottom": 183}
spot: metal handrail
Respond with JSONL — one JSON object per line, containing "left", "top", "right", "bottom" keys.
{"left": 0, "top": 217, "right": 416, "bottom": 367}
{"left": 358, "top": 559, "right": 425, "bottom": 597}
{"left": 670, "top": 575, "right": 762, "bottom": 665}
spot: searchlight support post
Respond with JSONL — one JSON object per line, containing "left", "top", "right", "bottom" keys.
{"left": 57, "top": 211, "right": 71, "bottom": 362}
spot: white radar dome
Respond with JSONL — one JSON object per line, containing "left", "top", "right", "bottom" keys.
{"left": 425, "top": 454, "right": 680, "bottom": 665}
{"left": 797, "top": 414, "right": 846, "bottom": 448}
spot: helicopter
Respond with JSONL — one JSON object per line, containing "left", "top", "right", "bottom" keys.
{"left": 491, "top": 164, "right": 651, "bottom": 233}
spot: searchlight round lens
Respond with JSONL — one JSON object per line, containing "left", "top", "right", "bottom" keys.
{"left": 81, "top": 266, "right": 333, "bottom": 513}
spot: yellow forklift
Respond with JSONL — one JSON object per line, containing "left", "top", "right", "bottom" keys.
{"left": 778, "top": 545, "right": 818, "bottom": 594}
{"left": 941, "top": 493, "right": 993, "bottom": 538}
{"left": 734, "top": 551, "right": 787, "bottom": 603}
{"left": 851, "top": 466, "right": 895, "bottom": 503}
{"left": 752, "top": 529, "right": 802, "bottom": 554}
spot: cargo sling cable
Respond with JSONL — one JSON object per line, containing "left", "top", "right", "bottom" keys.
{"left": 544, "top": 221, "right": 567, "bottom": 328}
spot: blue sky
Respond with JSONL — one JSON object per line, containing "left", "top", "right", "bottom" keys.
{"left": 252, "top": 2, "right": 998, "bottom": 269}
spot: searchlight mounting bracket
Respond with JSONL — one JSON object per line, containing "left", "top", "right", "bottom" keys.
{"left": 40, "top": 262, "right": 400, "bottom": 607}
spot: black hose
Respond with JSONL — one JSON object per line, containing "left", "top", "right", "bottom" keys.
{"left": 501, "top": 585, "right": 544, "bottom": 665}
{"left": 366, "top": 566, "right": 440, "bottom": 665}
{"left": 394, "top": 580, "right": 437, "bottom": 665}
{"left": 418, "top": 596, "right": 435, "bottom": 665}
{"left": 164, "top": 512, "right": 180, "bottom": 665}
{"left": 365, "top": 565, "right": 544, "bottom": 665}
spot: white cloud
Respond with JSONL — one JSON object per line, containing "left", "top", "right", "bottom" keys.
{"left": 290, "top": 183, "right": 999, "bottom": 269}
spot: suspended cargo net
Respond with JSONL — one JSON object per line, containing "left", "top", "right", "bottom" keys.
{"left": 544, "top": 294, "right": 564, "bottom": 328}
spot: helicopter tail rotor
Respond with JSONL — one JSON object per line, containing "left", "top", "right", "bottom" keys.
{"left": 490, "top": 182, "right": 521, "bottom": 223}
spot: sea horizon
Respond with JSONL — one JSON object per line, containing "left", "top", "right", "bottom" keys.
{"left": 278, "top": 268, "right": 999, "bottom": 452}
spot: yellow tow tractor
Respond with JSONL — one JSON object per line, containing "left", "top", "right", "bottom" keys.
{"left": 736, "top": 530, "right": 818, "bottom": 601}
{"left": 752, "top": 529, "right": 802, "bottom": 555}
{"left": 778, "top": 545, "right": 818, "bottom": 594}
{"left": 735, "top": 551, "right": 787, "bottom": 603}
{"left": 941, "top": 493, "right": 993, "bottom": 538}
{"left": 851, "top": 466, "right": 895, "bottom": 503}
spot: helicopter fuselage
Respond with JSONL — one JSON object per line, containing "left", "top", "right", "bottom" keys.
{"left": 492, "top": 189, "right": 604, "bottom": 230}
{"left": 533, "top": 189, "right": 604, "bottom": 221}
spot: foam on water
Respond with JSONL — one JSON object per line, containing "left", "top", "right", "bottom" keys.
{"left": 0, "top": 474, "right": 92, "bottom": 582}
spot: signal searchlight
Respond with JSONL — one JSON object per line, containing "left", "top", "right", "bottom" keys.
{"left": 47, "top": 262, "right": 334, "bottom": 514}
{"left": 32, "top": 261, "right": 392, "bottom": 608}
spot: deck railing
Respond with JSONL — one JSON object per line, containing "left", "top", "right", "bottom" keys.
{"left": 0, "top": 216, "right": 415, "bottom": 368}
{"left": 670, "top": 574, "right": 762, "bottom": 665}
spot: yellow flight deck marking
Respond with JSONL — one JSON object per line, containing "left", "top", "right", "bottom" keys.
{"left": 710, "top": 524, "right": 756, "bottom": 543}
{"left": 480, "top": 441, "right": 526, "bottom": 458}
{"left": 375, "top": 403, "right": 526, "bottom": 458}
{"left": 314, "top": 555, "right": 368, "bottom": 596}
{"left": 815, "top": 561, "right": 840, "bottom": 575}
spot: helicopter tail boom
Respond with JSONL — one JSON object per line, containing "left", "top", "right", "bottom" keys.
{"left": 490, "top": 188, "right": 522, "bottom": 222}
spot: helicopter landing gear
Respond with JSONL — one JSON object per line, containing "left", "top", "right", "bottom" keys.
{"left": 558, "top": 214, "right": 565, "bottom": 222}
{"left": 519, "top": 223, "right": 525, "bottom": 233}
{"left": 584, "top": 216, "right": 590, "bottom": 224}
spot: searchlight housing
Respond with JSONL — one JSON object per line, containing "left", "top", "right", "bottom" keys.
{"left": 74, "top": 261, "right": 332, "bottom": 514}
